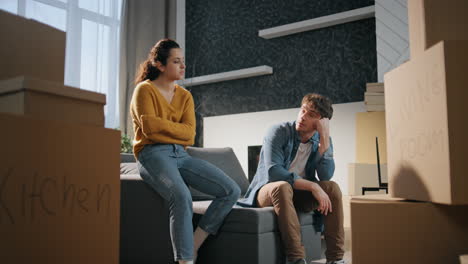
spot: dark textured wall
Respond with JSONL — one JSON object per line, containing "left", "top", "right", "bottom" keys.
{"left": 185, "top": 0, "right": 377, "bottom": 146}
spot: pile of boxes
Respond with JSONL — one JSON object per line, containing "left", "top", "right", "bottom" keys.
{"left": 348, "top": 82, "right": 386, "bottom": 195}
{"left": 364, "top": 82, "right": 385, "bottom": 112}
{"left": 0, "top": 10, "right": 120, "bottom": 264}
{"left": 351, "top": 1, "right": 468, "bottom": 263}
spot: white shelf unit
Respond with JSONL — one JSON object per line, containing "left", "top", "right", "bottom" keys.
{"left": 259, "top": 5, "right": 375, "bottom": 39}
{"left": 178, "top": 65, "right": 273, "bottom": 87}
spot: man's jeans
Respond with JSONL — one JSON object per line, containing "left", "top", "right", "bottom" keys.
{"left": 137, "top": 144, "right": 241, "bottom": 262}
{"left": 256, "top": 181, "right": 345, "bottom": 262}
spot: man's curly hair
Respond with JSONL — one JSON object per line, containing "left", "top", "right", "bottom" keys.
{"left": 301, "top": 93, "right": 333, "bottom": 120}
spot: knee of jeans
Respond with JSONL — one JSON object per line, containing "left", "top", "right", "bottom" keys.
{"left": 169, "top": 187, "right": 193, "bottom": 208}
{"left": 272, "top": 181, "right": 293, "bottom": 199}
{"left": 326, "top": 181, "right": 342, "bottom": 201}
{"left": 229, "top": 184, "right": 241, "bottom": 201}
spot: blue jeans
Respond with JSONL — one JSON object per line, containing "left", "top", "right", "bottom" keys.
{"left": 137, "top": 144, "right": 241, "bottom": 261}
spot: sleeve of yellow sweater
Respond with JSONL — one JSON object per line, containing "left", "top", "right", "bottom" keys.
{"left": 135, "top": 85, "right": 195, "bottom": 144}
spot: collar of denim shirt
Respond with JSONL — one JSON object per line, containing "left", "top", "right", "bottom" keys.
{"left": 292, "top": 121, "right": 321, "bottom": 145}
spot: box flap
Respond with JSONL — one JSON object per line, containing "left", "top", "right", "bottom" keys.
{"left": 0, "top": 76, "right": 106, "bottom": 104}
{"left": 351, "top": 194, "right": 405, "bottom": 203}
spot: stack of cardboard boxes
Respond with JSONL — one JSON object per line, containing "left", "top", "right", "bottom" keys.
{"left": 364, "top": 82, "right": 385, "bottom": 112}
{"left": 348, "top": 83, "right": 387, "bottom": 195}
{"left": 351, "top": 1, "right": 468, "bottom": 263}
{"left": 0, "top": 10, "right": 120, "bottom": 264}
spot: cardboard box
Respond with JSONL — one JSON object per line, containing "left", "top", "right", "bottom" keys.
{"left": 461, "top": 255, "right": 468, "bottom": 264}
{"left": 366, "top": 82, "right": 384, "bottom": 93}
{"left": 348, "top": 163, "right": 387, "bottom": 195}
{"left": 364, "top": 92, "right": 385, "bottom": 105}
{"left": 0, "top": 76, "right": 105, "bottom": 126}
{"left": 384, "top": 40, "right": 468, "bottom": 204}
{"left": 0, "top": 10, "right": 65, "bottom": 83}
{"left": 408, "top": 0, "right": 468, "bottom": 58}
{"left": 351, "top": 195, "right": 468, "bottom": 264}
{"left": 0, "top": 113, "right": 120, "bottom": 264}
{"left": 355, "top": 111, "right": 387, "bottom": 164}
{"left": 365, "top": 104, "right": 385, "bottom": 112}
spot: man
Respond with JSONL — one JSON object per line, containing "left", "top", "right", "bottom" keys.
{"left": 238, "top": 93, "right": 345, "bottom": 264}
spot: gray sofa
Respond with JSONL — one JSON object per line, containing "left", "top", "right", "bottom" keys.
{"left": 120, "top": 147, "right": 322, "bottom": 264}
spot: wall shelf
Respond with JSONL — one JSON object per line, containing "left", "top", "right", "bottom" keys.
{"left": 178, "top": 65, "right": 273, "bottom": 87}
{"left": 258, "top": 5, "right": 375, "bottom": 39}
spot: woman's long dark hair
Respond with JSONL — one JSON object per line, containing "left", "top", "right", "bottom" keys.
{"left": 134, "top": 39, "right": 180, "bottom": 85}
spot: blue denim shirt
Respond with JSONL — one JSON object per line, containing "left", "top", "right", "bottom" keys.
{"left": 237, "top": 121, "right": 335, "bottom": 207}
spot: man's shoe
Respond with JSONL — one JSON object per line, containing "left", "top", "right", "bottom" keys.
{"left": 326, "top": 259, "right": 345, "bottom": 264}
{"left": 287, "top": 258, "right": 307, "bottom": 264}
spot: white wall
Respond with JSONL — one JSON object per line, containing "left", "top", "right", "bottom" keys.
{"left": 203, "top": 101, "right": 366, "bottom": 195}
{"left": 375, "top": 0, "right": 409, "bottom": 82}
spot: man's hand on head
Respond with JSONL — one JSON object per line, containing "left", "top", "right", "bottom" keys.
{"left": 314, "top": 118, "right": 330, "bottom": 155}
{"left": 314, "top": 117, "right": 330, "bottom": 136}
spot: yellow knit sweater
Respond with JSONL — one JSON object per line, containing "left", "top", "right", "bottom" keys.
{"left": 130, "top": 80, "right": 195, "bottom": 157}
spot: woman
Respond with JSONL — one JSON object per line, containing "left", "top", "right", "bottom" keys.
{"left": 130, "top": 39, "right": 240, "bottom": 264}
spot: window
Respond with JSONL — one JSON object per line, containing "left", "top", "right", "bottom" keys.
{"left": 1, "top": 0, "right": 123, "bottom": 128}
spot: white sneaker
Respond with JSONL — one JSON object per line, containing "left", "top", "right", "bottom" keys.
{"left": 326, "top": 260, "right": 345, "bottom": 264}
{"left": 287, "top": 258, "right": 307, "bottom": 264}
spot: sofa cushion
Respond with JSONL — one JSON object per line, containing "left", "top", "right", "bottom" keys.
{"left": 193, "top": 200, "right": 314, "bottom": 234}
{"left": 186, "top": 147, "right": 250, "bottom": 195}
{"left": 121, "top": 162, "right": 139, "bottom": 175}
